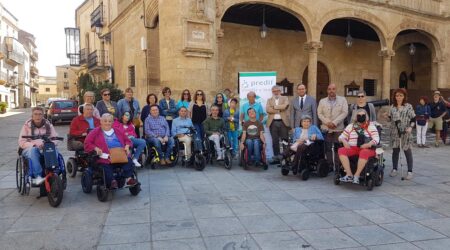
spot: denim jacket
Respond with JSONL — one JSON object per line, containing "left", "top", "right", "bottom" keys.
{"left": 117, "top": 98, "right": 140, "bottom": 120}
{"left": 293, "top": 125, "right": 324, "bottom": 142}
{"left": 159, "top": 98, "right": 178, "bottom": 118}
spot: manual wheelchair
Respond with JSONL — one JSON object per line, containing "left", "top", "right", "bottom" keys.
{"left": 81, "top": 153, "right": 141, "bottom": 202}
{"left": 144, "top": 138, "right": 179, "bottom": 169}
{"left": 16, "top": 135, "right": 66, "bottom": 207}
{"left": 204, "top": 132, "right": 233, "bottom": 169}
{"left": 173, "top": 126, "right": 207, "bottom": 171}
{"left": 239, "top": 139, "right": 268, "bottom": 171}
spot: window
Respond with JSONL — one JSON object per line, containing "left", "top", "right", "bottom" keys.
{"left": 363, "top": 79, "right": 376, "bottom": 97}
{"left": 128, "top": 65, "right": 135, "bottom": 87}
{"left": 64, "top": 81, "right": 69, "bottom": 90}
{"left": 45, "top": 88, "right": 50, "bottom": 92}
{"left": 64, "top": 72, "right": 68, "bottom": 78}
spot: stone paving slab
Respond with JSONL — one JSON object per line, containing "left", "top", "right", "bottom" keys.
{"left": 1, "top": 110, "right": 450, "bottom": 249}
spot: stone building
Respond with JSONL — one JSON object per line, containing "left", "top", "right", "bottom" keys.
{"left": 18, "top": 30, "right": 39, "bottom": 108}
{"left": 56, "top": 65, "right": 79, "bottom": 99}
{"left": 67, "top": 0, "right": 450, "bottom": 104}
{"left": 37, "top": 76, "right": 57, "bottom": 105}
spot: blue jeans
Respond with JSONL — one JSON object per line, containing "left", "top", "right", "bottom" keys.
{"left": 245, "top": 139, "right": 262, "bottom": 162}
{"left": 193, "top": 123, "right": 204, "bottom": 141}
{"left": 146, "top": 137, "right": 174, "bottom": 160}
{"left": 227, "top": 131, "right": 239, "bottom": 155}
{"left": 102, "top": 158, "right": 134, "bottom": 187}
{"left": 22, "top": 147, "right": 43, "bottom": 178}
{"left": 130, "top": 137, "right": 146, "bottom": 159}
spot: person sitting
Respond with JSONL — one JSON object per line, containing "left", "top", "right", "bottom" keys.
{"left": 18, "top": 107, "right": 60, "bottom": 185}
{"left": 69, "top": 103, "right": 100, "bottom": 151}
{"left": 84, "top": 114, "right": 137, "bottom": 189}
{"left": 113, "top": 111, "right": 147, "bottom": 167}
{"left": 285, "top": 115, "right": 324, "bottom": 174}
{"left": 172, "top": 107, "right": 194, "bottom": 161}
{"left": 144, "top": 104, "right": 175, "bottom": 165}
{"left": 338, "top": 109, "right": 380, "bottom": 184}
{"left": 203, "top": 105, "right": 227, "bottom": 160}
{"left": 240, "top": 108, "right": 266, "bottom": 166}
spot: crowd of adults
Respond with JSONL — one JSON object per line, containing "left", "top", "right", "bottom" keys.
{"left": 18, "top": 83, "right": 450, "bottom": 186}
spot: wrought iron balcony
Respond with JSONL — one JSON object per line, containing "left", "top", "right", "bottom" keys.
{"left": 79, "top": 48, "right": 89, "bottom": 65}
{"left": 91, "top": 4, "right": 104, "bottom": 29}
{"left": 30, "top": 50, "right": 38, "bottom": 61}
{"left": 30, "top": 65, "right": 39, "bottom": 77}
{"left": 88, "top": 50, "right": 110, "bottom": 72}
{"left": 5, "top": 37, "right": 25, "bottom": 66}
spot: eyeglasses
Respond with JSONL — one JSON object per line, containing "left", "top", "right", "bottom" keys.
{"left": 357, "top": 95, "right": 365, "bottom": 98}
{"left": 196, "top": 93, "right": 203, "bottom": 96}
{"left": 103, "top": 93, "right": 110, "bottom": 96}
{"left": 32, "top": 113, "right": 44, "bottom": 116}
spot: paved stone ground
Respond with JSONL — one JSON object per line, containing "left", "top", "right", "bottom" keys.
{"left": 1, "top": 110, "right": 450, "bottom": 250}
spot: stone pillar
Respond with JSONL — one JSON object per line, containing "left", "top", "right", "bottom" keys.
{"left": 304, "top": 41, "right": 323, "bottom": 98}
{"left": 379, "top": 49, "right": 395, "bottom": 100}
{"left": 436, "top": 58, "right": 446, "bottom": 89}
{"left": 431, "top": 59, "right": 438, "bottom": 91}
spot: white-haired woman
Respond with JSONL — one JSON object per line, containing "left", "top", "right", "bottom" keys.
{"left": 338, "top": 109, "right": 380, "bottom": 184}
{"left": 84, "top": 113, "right": 136, "bottom": 189}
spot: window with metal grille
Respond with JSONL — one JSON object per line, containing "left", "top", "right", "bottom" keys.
{"left": 363, "top": 79, "right": 376, "bottom": 97}
{"left": 64, "top": 72, "right": 68, "bottom": 78}
{"left": 64, "top": 81, "right": 69, "bottom": 90}
{"left": 45, "top": 88, "right": 50, "bottom": 92}
{"left": 128, "top": 65, "right": 135, "bottom": 87}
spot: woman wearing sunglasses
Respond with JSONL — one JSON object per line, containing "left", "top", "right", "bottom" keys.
{"left": 96, "top": 88, "right": 119, "bottom": 118}
{"left": 189, "top": 90, "right": 210, "bottom": 140}
{"left": 348, "top": 90, "right": 377, "bottom": 123}
{"left": 177, "top": 89, "right": 192, "bottom": 115}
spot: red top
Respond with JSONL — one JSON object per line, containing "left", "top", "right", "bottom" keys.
{"left": 69, "top": 115, "right": 100, "bottom": 142}
{"left": 113, "top": 119, "right": 137, "bottom": 138}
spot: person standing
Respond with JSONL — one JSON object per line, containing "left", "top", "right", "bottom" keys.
{"left": 266, "top": 85, "right": 289, "bottom": 161}
{"left": 240, "top": 91, "right": 265, "bottom": 122}
{"left": 428, "top": 91, "right": 447, "bottom": 147}
{"left": 213, "top": 93, "right": 228, "bottom": 118}
{"left": 415, "top": 96, "right": 431, "bottom": 147}
{"left": 388, "top": 88, "right": 415, "bottom": 180}
{"left": 177, "top": 89, "right": 191, "bottom": 114}
{"left": 96, "top": 88, "right": 118, "bottom": 118}
{"left": 117, "top": 87, "right": 141, "bottom": 138}
{"left": 159, "top": 87, "right": 178, "bottom": 131}
{"left": 290, "top": 84, "right": 317, "bottom": 128}
{"left": 223, "top": 98, "right": 240, "bottom": 158}
{"left": 189, "top": 90, "right": 210, "bottom": 140}
{"left": 348, "top": 90, "right": 376, "bottom": 122}
{"left": 317, "top": 83, "right": 348, "bottom": 168}
{"left": 78, "top": 91, "right": 101, "bottom": 118}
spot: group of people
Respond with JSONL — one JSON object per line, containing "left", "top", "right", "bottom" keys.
{"left": 18, "top": 83, "right": 450, "bottom": 188}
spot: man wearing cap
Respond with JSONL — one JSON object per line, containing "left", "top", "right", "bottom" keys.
{"left": 266, "top": 85, "right": 290, "bottom": 161}
{"left": 429, "top": 90, "right": 447, "bottom": 147}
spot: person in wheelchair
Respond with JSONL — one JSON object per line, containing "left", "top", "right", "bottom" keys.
{"left": 203, "top": 105, "right": 227, "bottom": 160}
{"left": 144, "top": 104, "right": 174, "bottom": 165}
{"left": 240, "top": 108, "right": 266, "bottom": 166}
{"left": 283, "top": 115, "right": 324, "bottom": 174}
{"left": 84, "top": 113, "right": 137, "bottom": 189}
{"left": 113, "top": 111, "right": 147, "bottom": 167}
{"left": 18, "top": 107, "right": 60, "bottom": 185}
{"left": 68, "top": 103, "right": 100, "bottom": 151}
{"left": 338, "top": 109, "right": 380, "bottom": 184}
{"left": 172, "top": 107, "right": 194, "bottom": 162}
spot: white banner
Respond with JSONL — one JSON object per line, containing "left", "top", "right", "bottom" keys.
{"left": 238, "top": 72, "right": 276, "bottom": 160}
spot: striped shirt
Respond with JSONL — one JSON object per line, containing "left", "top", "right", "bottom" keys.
{"left": 339, "top": 122, "right": 380, "bottom": 147}
{"left": 144, "top": 115, "right": 170, "bottom": 138}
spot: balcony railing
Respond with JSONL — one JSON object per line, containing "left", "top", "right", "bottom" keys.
{"left": 88, "top": 50, "right": 110, "bottom": 70}
{"left": 79, "top": 48, "right": 89, "bottom": 65}
{"left": 91, "top": 3, "right": 104, "bottom": 28}
{"left": 30, "top": 65, "right": 39, "bottom": 76}
{"left": 363, "top": 0, "right": 444, "bottom": 16}
{"left": 5, "top": 37, "right": 25, "bottom": 66}
{"left": 30, "top": 50, "right": 38, "bottom": 61}
{"left": 0, "top": 41, "right": 5, "bottom": 60}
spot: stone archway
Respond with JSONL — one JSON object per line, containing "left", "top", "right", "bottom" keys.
{"left": 302, "top": 61, "right": 330, "bottom": 100}
{"left": 144, "top": 0, "right": 159, "bottom": 28}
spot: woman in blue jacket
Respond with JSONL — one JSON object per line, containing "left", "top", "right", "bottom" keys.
{"left": 415, "top": 96, "right": 431, "bottom": 147}
{"left": 159, "top": 87, "right": 178, "bottom": 131}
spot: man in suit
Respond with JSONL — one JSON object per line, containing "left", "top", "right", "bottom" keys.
{"left": 317, "top": 83, "right": 348, "bottom": 168}
{"left": 290, "top": 84, "right": 317, "bottom": 129}
{"left": 266, "top": 85, "right": 290, "bottom": 161}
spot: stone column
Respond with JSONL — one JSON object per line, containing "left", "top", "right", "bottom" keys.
{"left": 379, "top": 49, "right": 395, "bottom": 100}
{"left": 304, "top": 41, "right": 323, "bottom": 98}
{"left": 436, "top": 58, "right": 446, "bottom": 89}
{"left": 431, "top": 59, "right": 438, "bottom": 91}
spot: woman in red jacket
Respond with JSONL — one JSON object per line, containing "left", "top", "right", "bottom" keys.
{"left": 84, "top": 113, "right": 137, "bottom": 189}
{"left": 113, "top": 111, "right": 147, "bottom": 167}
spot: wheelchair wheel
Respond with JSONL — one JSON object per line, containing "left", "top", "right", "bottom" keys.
{"left": 241, "top": 151, "right": 248, "bottom": 170}
{"left": 171, "top": 139, "right": 180, "bottom": 167}
{"left": 96, "top": 185, "right": 109, "bottom": 202}
{"left": 317, "top": 159, "right": 329, "bottom": 178}
{"left": 66, "top": 158, "right": 77, "bottom": 178}
{"left": 281, "top": 168, "right": 289, "bottom": 176}
{"left": 129, "top": 173, "right": 141, "bottom": 196}
{"left": 366, "top": 178, "right": 374, "bottom": 191}
{"left": 224, "top": 150, "right": 232, "bottom": 170}
{"left": 194, "top": 154, "right": 206, "bottom": 171}
{"left": 138, "top": 146, "right": 148, "bottom": 168}
{"left": 375, "top": 170, "right": 384, "bottom": 186}
{"left": 47, "top": 175, "right": 64, "bottom": 207}
{"left": 81, "top": 171, "right": 93, "bottom": 193}
{"left": 334, "top": 173, "right": 341, "bottom": 185}
{"left": 16, "top": 157, "right": 23, "bottom": 193}
{"left": 263, "top": 163, "right": 268, "bottom": 171}
{"left": 300, "top": 169, "right": 310, "bottom": 180}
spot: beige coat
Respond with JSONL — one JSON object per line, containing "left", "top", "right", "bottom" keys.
{"left": 266, "top": 96, "right": 290, "bottom": 127}
{"left": 317, "top": 96, "right": 348, "bottom": 132}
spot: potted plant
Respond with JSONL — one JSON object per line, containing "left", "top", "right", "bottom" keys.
{"left": 0, "top": 102, "right": 7, "bottom": 114}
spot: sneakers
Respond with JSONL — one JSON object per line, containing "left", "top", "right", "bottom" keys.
{"left": 217, "top": 151, "right": 224, "bottom": 160}
{"left": 160, "top": 159, "right": 167, "bottom": 165}
{"left": 352, "top": 176, "right": 360, "bottom": 184}
{"left": 405, "top": 172, "right": 414, "bottom": 180}
{"left": 165, "top": 159, "right": 172, "bottom": 165}
{"left": 132, "top": 158, "right": 142, "bottom": 167}
{"left": 390, "top": 169, "right": 398, "bottom": 177}
{"left": 110, "top": 180, "right": 118, "bottom": 189}
{"left": 339, "top": 175, "right": 353, "bottom": 183}
{"left": 32, "top": 176, "right": 45, "bottom": 185}
{"left": 124, "top": 177, "right": 137, "bottom": 187}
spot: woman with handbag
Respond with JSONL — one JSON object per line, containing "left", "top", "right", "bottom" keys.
{"left": 415, "top": 96, "right": 431, "bottom": 147}
{"left": 84, "top": 113, "right": 137, "bottom": 189}
{"left": 117, "top": 88, "right": 141, "bottom": 138}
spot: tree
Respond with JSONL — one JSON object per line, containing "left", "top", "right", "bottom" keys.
{"left": 77, "top": 73, "right": 124, "bottom": 104}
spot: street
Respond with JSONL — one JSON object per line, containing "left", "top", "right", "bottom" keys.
{"left": 1, "top": 109, "right": 450, "bottom": 250}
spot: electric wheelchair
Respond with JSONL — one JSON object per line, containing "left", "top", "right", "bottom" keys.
{"left": 204, "top": 131, "right": 233, "bottom": 170}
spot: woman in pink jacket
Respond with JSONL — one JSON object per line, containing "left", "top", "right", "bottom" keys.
{"left": 84, "top": 113, "right": 136, "bottom": 189}
{"left": 113, "top": 111, "right": 147, "bottom": 167}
